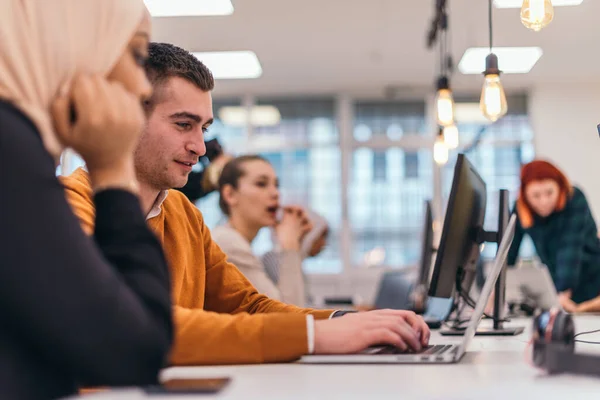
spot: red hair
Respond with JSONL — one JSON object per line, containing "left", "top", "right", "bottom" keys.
{"left": 516, "top": 160, "right": 573, "bottom": 228}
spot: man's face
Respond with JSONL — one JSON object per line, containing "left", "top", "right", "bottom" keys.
{"left": 134, "top": 76, "right": 213, "bottom": 190}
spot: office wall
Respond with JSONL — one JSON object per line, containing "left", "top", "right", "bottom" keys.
{"left": 528, "top": 83, "right": 600, "bottom": 219}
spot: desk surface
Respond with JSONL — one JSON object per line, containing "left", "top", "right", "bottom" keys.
{"left": 68, "top": 316, "right": 600, "bottom": 400}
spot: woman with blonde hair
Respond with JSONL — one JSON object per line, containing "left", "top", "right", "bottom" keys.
{"left": 507, "top": 160, "right": 600, "bottom": 312}
{"left": 0, "top": 1, "right": 172, "bottom": 398}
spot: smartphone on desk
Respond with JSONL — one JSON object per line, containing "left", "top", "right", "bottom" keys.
{"left": 144, "top": 377, "right": 231, "bottom": 395}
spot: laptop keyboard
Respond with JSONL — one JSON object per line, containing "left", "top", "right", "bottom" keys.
{"left": 363, "top": 344, "right": 453, "bottom": 356}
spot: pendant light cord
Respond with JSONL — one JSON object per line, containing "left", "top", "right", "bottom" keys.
{"left": 488, "top": 0, "right": 493, "bottom": 51}
{"left": 439, "top": 28, "right": 444, "bottom": 76}
{"left": 439, "top": 5, "right": 449, "bottom": 77}
{"left": 443, "top": 12, "right": 447, "bottom": 76}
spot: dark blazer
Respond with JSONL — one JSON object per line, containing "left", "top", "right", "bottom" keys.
{"left": 0, "top": 100, "right": 173, "bottom": 399}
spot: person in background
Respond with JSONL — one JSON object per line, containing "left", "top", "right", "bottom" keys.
{"left": 213, "top": 155, "right": 312, "bottom": 306}
{"left": 0, "top": 1, "right": 173, "bottom": 399}
{"left": 262, "top": 210, "right": 330, "bottom": 306}
{"left": 61, "top": 42, "right": 430, "bottom": 366}
{"left": 176, "top": 137, "right": 233, "bottom": 202}
{"left": 507, "top": 160, "right": 600, "bottom": 313}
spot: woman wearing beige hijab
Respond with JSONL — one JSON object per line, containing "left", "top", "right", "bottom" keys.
{"left": 0, "top": 1, "right": 172, "bottom": 399}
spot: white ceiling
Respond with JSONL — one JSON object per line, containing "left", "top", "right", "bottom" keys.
{"left": 152, "top": 0, "right": 600, "bottom": 99}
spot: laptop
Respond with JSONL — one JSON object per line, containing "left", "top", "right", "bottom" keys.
{"left": 299, "top": 214, "right": 517, "bottom": 365}
{"left": 506, "top": 262, "right": 559, "bottom": 310}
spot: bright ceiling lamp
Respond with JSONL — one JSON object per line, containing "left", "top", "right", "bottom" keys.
{"left": 433, "top": 7, "right": 455, "bottom": 128}
{"left": 443, "top": 124, "right": 459, "bottom": 149}
{"left": 219, "top": 106, "right": 281, "bottom": 127}
{"left": 144, "top": 0, "right": 234, "bottom": 17}
{"left": 520, "top": 0, "right": 554, "bottom": 31}
{"left": 458, "top": 47, "right": 543, "bottom": 74}
{"left": 495, "top": 0, "right": 584, "bottom": 32}
{"left": 193, "top": 51, "right": 263, "bottom": 79}
{"left": 433, "top": 128, "right": 449, "bottom": 166}
{"left": 480, "top": 0, "right": 508, "bottom": 122}
{"left": 435, "top": 76, "right": 455, "bottom": 127}
{"left": 480, "top": 54, "right": 508, "bottom": 122}
{"left": 494, "top": 0, "right": 582, "bottom": 8}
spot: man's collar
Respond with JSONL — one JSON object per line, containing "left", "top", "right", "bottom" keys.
{"left": 146, "top": 190, "right": 169, "bottom": 220}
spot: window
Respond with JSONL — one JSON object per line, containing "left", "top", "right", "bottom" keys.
{"left": 354, "top": 124, "right": 372, "bottom": 142}
{"left": 354, "top": 101, "right": 427, "bottom": 136}
{"left": 372, "top": 151, "right": 387, "bottom": 182}
{"left": 253, "top": 98, "right": 338, "bottom": 146}
{"left": 404, "top": 152, "right": 420, "bottom": 179}
{"left": 350, "top": 148, "right": 433, "bottom": 267}
{"left": 207, "top": 99, "right": 247, "bottom": 151}
{"left": 351, "top": 100, "right": 431, "bottom": 267}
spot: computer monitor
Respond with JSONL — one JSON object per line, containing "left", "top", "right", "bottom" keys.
{"left": 411, "top": 200, "right": 435, "bottom": 313}
{"left": 428, "top": 153, "right": 487, "bottom": 299}
{"left": 438, "top": 186, "right": 524, "bottom": 336}
{"left": 417, "top": 200, "right": 434, "bottom": 288}
{"left": 375, "top": 202, "right": 434, "bottom": 312}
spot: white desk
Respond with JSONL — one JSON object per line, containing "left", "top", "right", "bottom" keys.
{"left": 68, "top": 316, "right": 600, "bottom": 400}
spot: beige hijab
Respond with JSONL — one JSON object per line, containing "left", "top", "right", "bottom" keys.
{"left": 0, "top": 0, "right": 147, "bottom": 159}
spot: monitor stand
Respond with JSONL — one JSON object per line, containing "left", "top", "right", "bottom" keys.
{"left": 474, "top": 326, "right": 525, "bottom": 336}
{"left": 440, "top": 326, "right": 525, "bottom": 336}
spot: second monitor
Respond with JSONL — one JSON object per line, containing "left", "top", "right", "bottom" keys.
{"left": 428, "top": 153, "right": 523, "bottom": 336}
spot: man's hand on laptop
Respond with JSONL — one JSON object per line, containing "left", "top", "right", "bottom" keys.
{"left": 313, "top": 310, "right": 430, "bottom": 354}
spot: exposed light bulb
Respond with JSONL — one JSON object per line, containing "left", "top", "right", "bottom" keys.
{"left": 435, "top": 76, "right": 455, "bottom": 127}
{"left": 443, "top": 124, "right": 459, "bottom": 149}
{"left": 480, "top": 54, "right": 508, "bottom": 122}
{"left": 433, "top": 131, "right": 449, "bottom": 165}
{"left": 520, "top": 0, "right": 554, "bottom": 32}
{"left": 480, "top": 74, "right": 508, "bottom": 121}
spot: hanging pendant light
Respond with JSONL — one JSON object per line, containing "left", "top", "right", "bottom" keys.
{"left": 434, "top": 127, "right": 449, "bottom": 165}
{"left": 480, "top": 0, "right": 508, "bottom": 122}
{"left": 443, "top": 123, "right": 459, "bottom": 149}
{"left": 520, "top": 0, "right": 554, "bottom": 32}
{"left": 480, "top": 54, "right": 508, "bottom": 121}
{"left": 436, "top": 76, "right": 455, "bottom": 127}
{"left": 434, "top": 6, "right": 455, "bottom": 128}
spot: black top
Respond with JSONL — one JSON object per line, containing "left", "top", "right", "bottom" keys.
{"left": 177, "top": 169, "right": 209, "bottom": 202}
{"left": 0, "top": 101, "right": 173, "bottom": 400}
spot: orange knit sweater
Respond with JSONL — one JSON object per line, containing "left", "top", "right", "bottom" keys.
{"left": 60, "top": 168, "right": 333, "bottom": 365}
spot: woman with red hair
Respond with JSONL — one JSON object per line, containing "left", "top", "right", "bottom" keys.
{"left": 507, "top": 160, "right": 600, "bottom": 312}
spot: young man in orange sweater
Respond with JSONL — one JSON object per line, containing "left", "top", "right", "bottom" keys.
{"left": 61, "top": 42, "right": 430, "bottom": 365}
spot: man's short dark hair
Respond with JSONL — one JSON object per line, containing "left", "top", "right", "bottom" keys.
{"left": 144, "top": 42, "right": 214, "bottom": 110}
